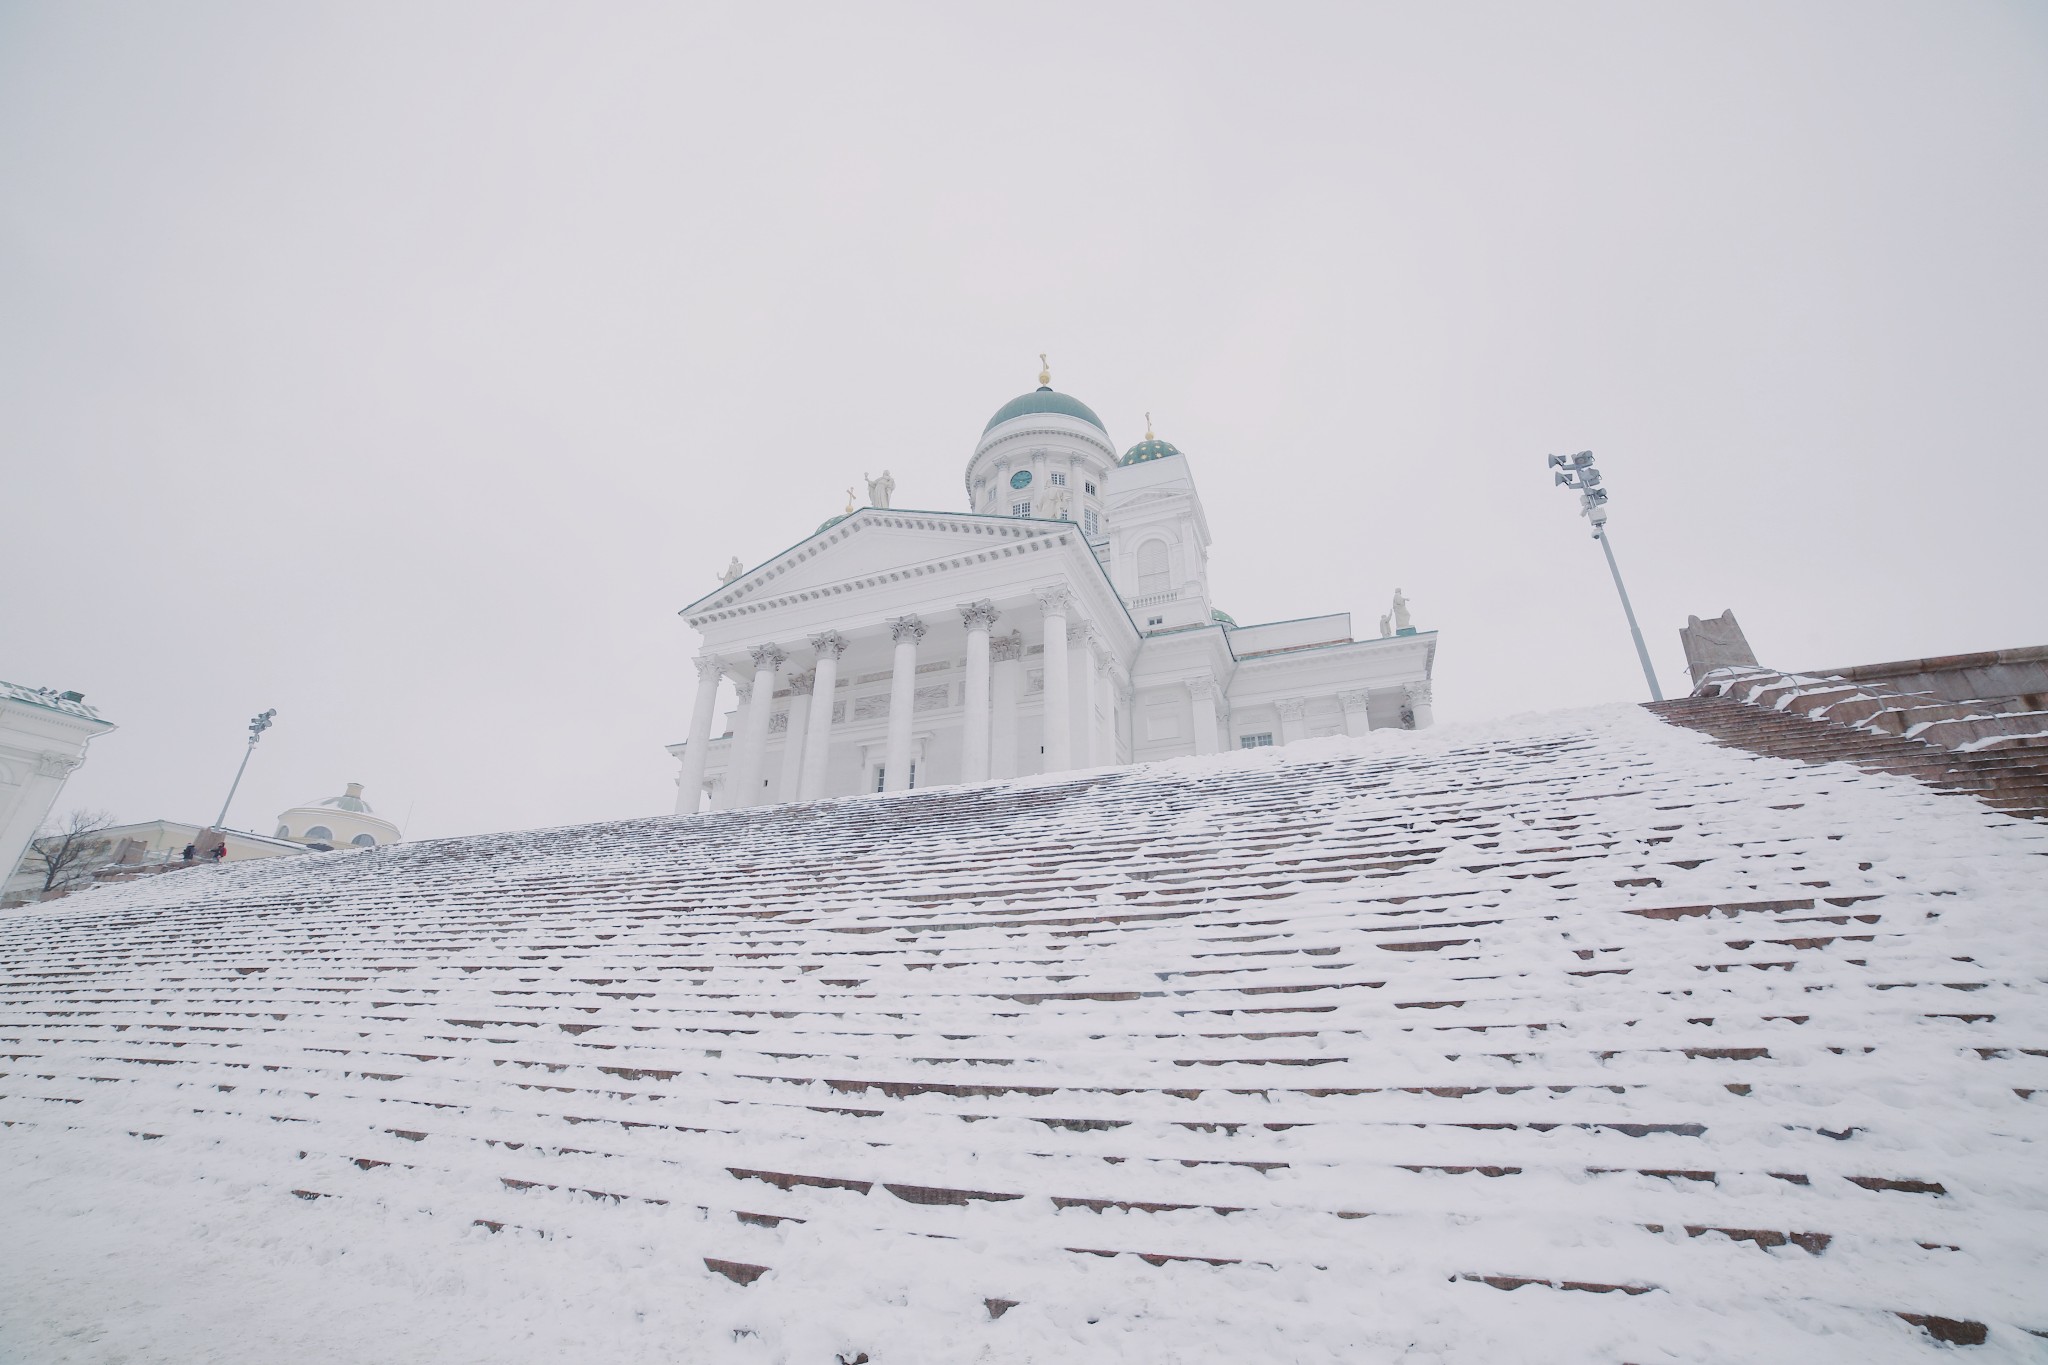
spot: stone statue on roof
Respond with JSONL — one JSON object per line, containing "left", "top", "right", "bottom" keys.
{"left": 1378, "top": 612, "right": 1392, "bottom": 638}
{"left": 864, "top": 469, "right": 895, "bottom": 509}
{"left": 717, "top": 556, "right": 744, "bottom": 585}
{"left": 1392, "top": 589, "right": 1412, "bottom": 633}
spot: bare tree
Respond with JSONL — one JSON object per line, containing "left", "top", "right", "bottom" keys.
{"left": 23, "top": 808, "right": 116, "bottom": 899}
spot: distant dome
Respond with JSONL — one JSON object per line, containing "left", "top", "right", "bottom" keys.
{"left": 984, "top": 387, "right": 1107, "bottom": 435}
{"left": 816, "top": 513, "right": 850, "bottom": 533}
{"left": 310, "top": 783, "right": 374, "bottom": 814}
{"left": 1211, "top": 608, "right": 1237, "bottom": 626}
{"left": 275, "top": 782, "right": 401, "bottom": 852}
{"left": 1120, "top": 438, "right": 1182, "bottom": 466}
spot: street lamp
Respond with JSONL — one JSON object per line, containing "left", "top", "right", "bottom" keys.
{"left": 214, "top": 708, "right": 278, "bottom": 829}
{"left": 1548, "top": 451, "right": 1663, "bottom": 702}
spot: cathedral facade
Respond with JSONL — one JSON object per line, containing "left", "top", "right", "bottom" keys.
{"left": 669, "top": 369, "right": 1436, "bottom": 811}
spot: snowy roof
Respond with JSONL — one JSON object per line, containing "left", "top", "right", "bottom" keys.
{"left": 0, "top": 679, "right": 105, "bottom": 721}
{"left": 2, "top": 703, "right": 2043, "bottom": 1361}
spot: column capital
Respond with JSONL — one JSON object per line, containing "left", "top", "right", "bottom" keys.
{"left": 958, "top": 600, "right": 1001, "bottom": 632}
{"left": 1035, "top": 585, "right": 1074, "bottom": 616}
{"left": 889, "top": 614, "right": 928, "bottom": 644}
{"left": 1403, "top": 680, "right": 1433, "bottom": 704}
{"left": 1338, "top": 688, "right": 1373, "bottom": 711}
{"left": 750, "top": 642, "right": 788, "bottom": 671}
{"left": 788, "top": 669, "right": 818, "bottom": 696}
{"left": 1185, "top": 676, "right": 1217, "bottom": 700}
{"left": 808, "top": 630, "right": 851, "bottom": 660}
{"left": 990, "top": 630, "right": 1025, "bottom": 663}
{"left": 734, "top": 681, "right": 753, "bottom": 703}
{"left": 1276, "top": 697, "right": 1308, "bottom": 720}
{"left": 693, "top": 652, "right": 726, "bottom": 681}
{"left": 36, "top": 752, "right": 84, "bottom": 779}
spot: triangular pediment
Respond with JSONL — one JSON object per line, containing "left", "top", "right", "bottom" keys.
{"left": 681, "top": 509, "right": 1072, "bottom": 619}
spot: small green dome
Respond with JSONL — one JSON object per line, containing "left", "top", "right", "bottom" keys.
{"left": 984, "top": 387, "right": 1107, "bottom": 435}
{"left": 1211, "top": 608, "right": 1237, "bottom": 626}
{"left": 816, "top": 513, "right": 849, "bottom": 533}
{"left": 1120, "top": 438, "right": 1182, "bottom": 466}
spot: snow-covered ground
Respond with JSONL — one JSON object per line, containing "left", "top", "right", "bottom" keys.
{"left": 2, "top": 704, "right": 2044, "bottom": 1363}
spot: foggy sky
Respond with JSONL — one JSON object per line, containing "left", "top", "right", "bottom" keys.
{"left": 4, "top": 2, "right": 2043, "bottom": 841}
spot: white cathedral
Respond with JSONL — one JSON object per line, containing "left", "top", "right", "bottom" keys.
{"left": 668, "top": 364, "right": 1437, "bottom": 811}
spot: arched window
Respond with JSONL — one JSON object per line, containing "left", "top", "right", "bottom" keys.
{"left": 304, "top": 825, "right": 333, "bottom": 842}
{"left": 275, "top": 824, "right": 291, "bottom": 838}
{"left": 1137, "top": 539, "right": 1170, "bottom": 594}
{"left": 351, "top": 833, "right": 376, "bottom": 848}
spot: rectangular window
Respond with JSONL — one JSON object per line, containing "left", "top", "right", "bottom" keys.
{"left": 1084, "top": 509, "right": 1099, "bottom": 535}
{"left": 1084, "top": 481, "right": 1096, "bottom": 495}
{"left": 874, "top": 764, "right": 918, "bottom": 791}
{"left": 1012, "top": 500, "right": 1031, "bottom": 517}
{"left": 1240, "top": 733, "right": 1274, "bottom": 749}
{"left": 1049, "top": 471, "right": 1067, "bottom": 486}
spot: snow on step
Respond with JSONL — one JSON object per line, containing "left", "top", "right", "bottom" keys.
{"left": 1, "top": 703, "right": 2045, "bottom": 1364}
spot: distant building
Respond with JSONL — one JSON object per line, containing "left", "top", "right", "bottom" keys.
{"left": 0, "top": 681, "right": 115, "bottom": 886}
{"left": 3, "top": 782, "right": 404, "bottom": 907}
{"left": 275, "top": 782, "right": 401, "bottom": 850}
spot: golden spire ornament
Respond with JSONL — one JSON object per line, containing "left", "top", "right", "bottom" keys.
{"left": 1145, "top": 411, "right": 1155, "bottom": 440}
{"left": 845, "top": 487, "right": 857, "bottom": 514}
{"left": 1038, "top": 353, "right": 1051, "bottom": 387}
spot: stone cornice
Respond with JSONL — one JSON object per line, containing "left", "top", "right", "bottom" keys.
{"left": 969, "top": 424, "right": 1118, "bottom": 472}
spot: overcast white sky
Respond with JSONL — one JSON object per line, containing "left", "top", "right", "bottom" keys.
{"left": 4, "top": 2, "right": 2043, "bottom": 841}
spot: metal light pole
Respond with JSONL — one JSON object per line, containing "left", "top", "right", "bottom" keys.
{"left": 1548, "top": 452, "right": 1663, "bottom": 702}
{"left": 215, "top": 708, "right": 277, "bottom": 829}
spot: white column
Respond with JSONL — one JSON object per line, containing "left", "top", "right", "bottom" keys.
{"left": 733, "top": 644, "right": 786, "bottom": 806}
{"left": 1404, "top": 680, "right": 1435, "bottom": 730}
{"left": 1277, "top": 697, "right": 1309, "bottom": 746}
{"left": 990, "top": 630, "right": 1023, "bottom": 780}
{"left": 1187, "top": 677, "right": 1220, "bottom": 756}
{"left": 1094, "top": 649, "right": 1118, "bottom": 767}
{"left": 1037, "top": 588, "right": 1073, "bottom": 772}
{"left": 959, "top": 601, "right": 998, "bottom": 783}
{"left": 1071, "top": 625, "right": 1102, "bottom": 767}
{"left": 775, "top": 669, "right": 815, "bottom": 803}
{"left": 883, "top": 615, "right": 925, "bottom": 791}
{"left": 798, "top": 631, "right": 849, "bottom": 801}
{"left": 676, "top": 655, "right": 724, "bottom": 814}
{"left": 1338, "top": 689, "right": 1373, "bottom": 738}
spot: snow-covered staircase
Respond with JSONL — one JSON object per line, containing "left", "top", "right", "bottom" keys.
{"left": 1, "top": 704, "right": 2043, "bottom": 1362}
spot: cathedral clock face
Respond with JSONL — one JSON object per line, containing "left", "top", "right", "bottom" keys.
{"left": 1009, "top": 469, "right": 1033, "bottom": 489}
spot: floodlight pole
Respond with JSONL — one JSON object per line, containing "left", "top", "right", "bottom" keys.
{"left": 1594, "top": 524, "right": 1662, "bottom": 702}
{"left": 215, "top": 709, "right": 277, "bottom": 829}
{"left": 1548, "top": 451, "right": 1663, "bottom": 703}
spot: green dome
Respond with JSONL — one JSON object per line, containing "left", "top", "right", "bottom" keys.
{"left": 984, "top": 387, "right": 1107, "bottom": 435}
{"left": 1120, "top": 438, "right": 1182, "bottom": 466}
{"left": 1210, "top": 608, "right": 1237, "bottom": 626}
{"left": 816, "top": 513, "right": 849, "bottom": 533}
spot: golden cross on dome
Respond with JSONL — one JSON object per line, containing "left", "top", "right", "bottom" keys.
{"left": 1038, "top": 353, "right": 1051, "bottom": 387}
{"left": 1145, "top": 411, "right": 1154, "bottom": 440}
{"left": 845, "top": 487, "right": 856, "bottom": 514}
